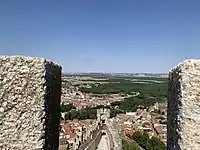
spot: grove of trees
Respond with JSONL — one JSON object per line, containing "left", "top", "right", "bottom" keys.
{"left": 124, "top": 131, "right": 166, "bottom": 150}
{"left": 61, "top": 104, "right": 123, "bottom": 120}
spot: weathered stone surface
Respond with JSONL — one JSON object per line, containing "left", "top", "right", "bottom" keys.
{"left": 0, "top": 56, "right": 61, "bottom": 150}
{"left": 167, "top": 59, "right": 200, "bottom": 150}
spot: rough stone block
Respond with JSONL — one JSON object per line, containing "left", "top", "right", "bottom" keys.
{"left": 0, "top": 56, "right": 61, "bottom": 150}
{"left": 167, "top": 59, "right": 200, "bottom": 150}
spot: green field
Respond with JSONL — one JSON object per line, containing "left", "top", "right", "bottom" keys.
{"left": 61, "top": 76, "right": 168, "bottom": 120}
{"left": 79, "top": 76, "right": 167, "bottom": 114}
{"left": 79, "top": 76, "right": 168, "bottom": 98}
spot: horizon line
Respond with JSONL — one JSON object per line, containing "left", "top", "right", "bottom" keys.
{"left": 62, "top": 72, "right": 168, "bottom": 74}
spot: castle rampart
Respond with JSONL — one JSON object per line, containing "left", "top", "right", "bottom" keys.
{"left": 167, "top": 59, "right": 200, "bottom": 150}
{"left": 0, "top": 56, "right": 61, "bottom": 150}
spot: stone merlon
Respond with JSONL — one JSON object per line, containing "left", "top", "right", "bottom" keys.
{"left": 167, "top": 59, "right": 200, "bottom": 150}
{"left": 0, "top": 56, "right": 62, "bottom": 150}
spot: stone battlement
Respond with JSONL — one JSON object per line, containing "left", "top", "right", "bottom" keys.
{"left": 167, "top": 59, "right": 200, "bottom": 150}
{"left": 0, "top": 56, "right": 62, "bottom": 150}
{"left": 1, "top": 56, "right": 200, "bottom": 150}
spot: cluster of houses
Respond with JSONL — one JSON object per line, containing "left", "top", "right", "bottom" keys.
{"left": 114, "top": 107, "right": 167, "bottom": 143}
{"left": 61, "top": 86, "right": 123, "bottom": 109}
{"left": 59, "top": 108, "right": 110, "bottom": 150}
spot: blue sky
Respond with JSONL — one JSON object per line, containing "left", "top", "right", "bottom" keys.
{"left": 0, "top": 0, "right": 200, "bottom": 73}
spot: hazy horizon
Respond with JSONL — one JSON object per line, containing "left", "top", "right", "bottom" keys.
{"left": 63, "top": 71, "right": 168, "bottom": 74}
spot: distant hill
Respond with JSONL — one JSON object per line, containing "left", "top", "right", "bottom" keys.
{"left": 63, "top": 73, "right": 168, "bottom": 78}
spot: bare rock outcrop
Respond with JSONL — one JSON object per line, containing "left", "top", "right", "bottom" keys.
{"left": 0, "top": 56, "right": 61, "bottom": 150}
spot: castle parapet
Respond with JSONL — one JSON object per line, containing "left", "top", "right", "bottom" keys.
{"left": 167, "top": 59, "right": 200, "bottom": 150}
{"left": 0, "top": 56, "right": 61, "bottom": 150}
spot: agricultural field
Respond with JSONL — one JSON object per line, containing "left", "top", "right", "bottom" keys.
{"left": 78, "top": 75, "right": 168, "bottom": 112}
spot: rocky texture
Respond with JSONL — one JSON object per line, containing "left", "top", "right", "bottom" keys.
{"left": 0, "top": 56, "right": 61, "bottom": 150}
{"left": 106, "top": 119, "right": 122, "bottom": 150}
{"left": 167, "top": 59, "right": 200, "bottom": 150}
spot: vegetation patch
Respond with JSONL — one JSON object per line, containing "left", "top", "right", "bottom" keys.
{"left": 125, "top": 131, "right": 166, "bottom": 150}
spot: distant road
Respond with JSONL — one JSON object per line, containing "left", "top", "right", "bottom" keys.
{"left": 122, "top": 92, "right": 140, "bottom": 99}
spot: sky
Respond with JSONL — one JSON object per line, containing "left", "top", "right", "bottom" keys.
{"left": 0, "top": 0, "right": 200, "bottom": 73}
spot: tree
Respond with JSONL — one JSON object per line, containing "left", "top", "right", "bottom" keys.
{"left": 147, "top": 136, "right": 165, "bottom": 150}
{"left": 130, "top": 131, "right": 166, "bottom": 150}
{"left": 122, "top": 139, "right": 141, "bottom": 150}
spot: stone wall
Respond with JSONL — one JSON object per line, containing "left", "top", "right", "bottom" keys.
{"left": 84, "top": 130, "right": 102, "bottom": 150}
{"left": 102, "top": 125, "right": 115, "bottom": 150}
{"left": 106, "top": 119, "right": 122, "bottom": 150}
{"left": 0, "top": 56, "right": 62, "bottom": 150}
{"left": 167, "top": 59, "right": 200, "bottom": 150}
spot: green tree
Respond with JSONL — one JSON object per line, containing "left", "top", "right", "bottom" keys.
{"left": 130, "top": 131, "right": 166, "bottom": 150}
{"left": 122, "top": 139, "right": 141, "bottom": 150}
{"left": 147, "top": 136, "right": 165, "bottom": 150}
